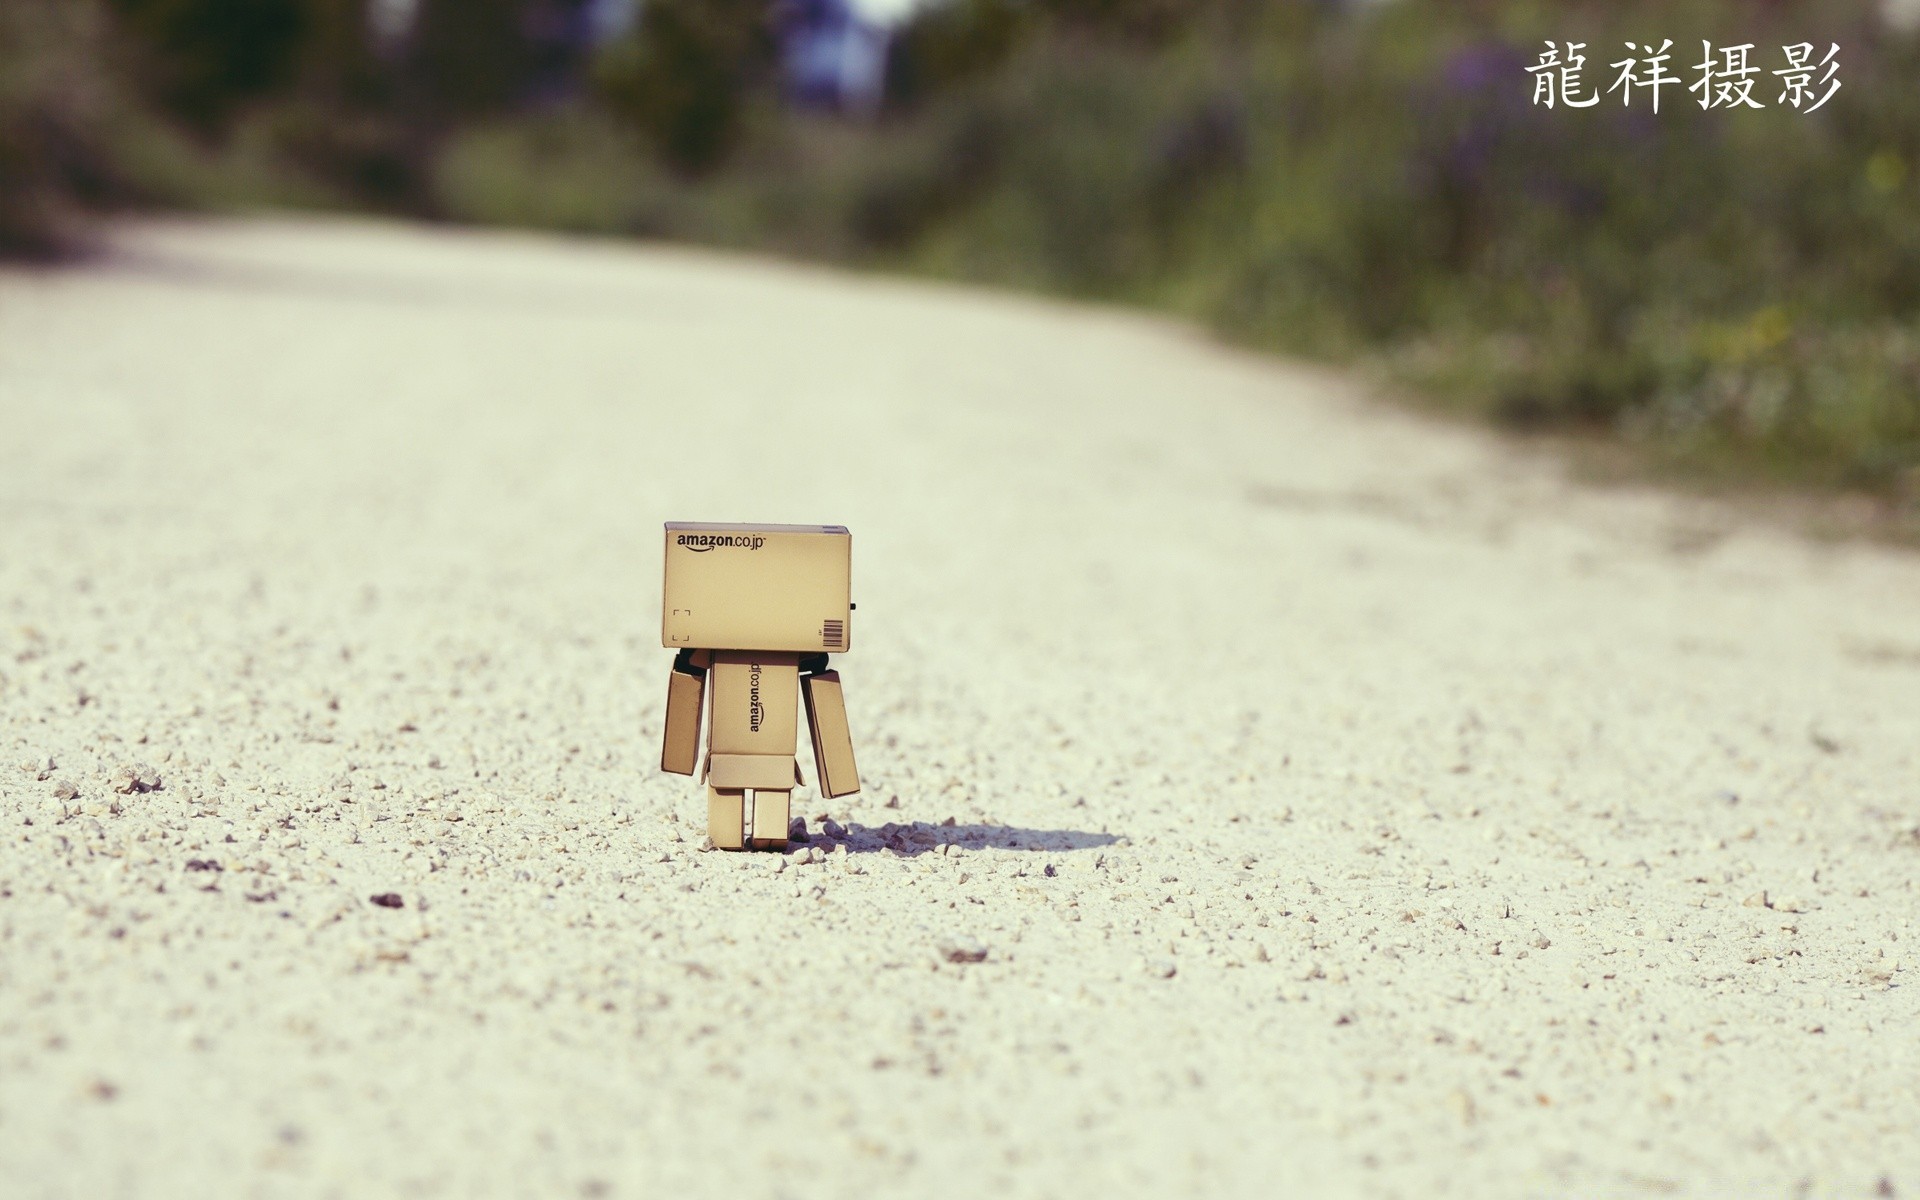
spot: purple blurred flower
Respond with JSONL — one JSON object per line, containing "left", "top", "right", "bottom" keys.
{"left": 1443, "top": 41, "right": 1530, "bottom": 95}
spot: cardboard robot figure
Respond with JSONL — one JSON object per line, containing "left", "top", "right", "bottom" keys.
{"left": 658, "top": 523, "right": 860, "bottom": 850}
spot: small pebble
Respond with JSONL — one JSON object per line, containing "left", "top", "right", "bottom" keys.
{"left": 50, "top": 779, "right": 79, "bottom": 801}
{"left": 938, "top": 935, "right": 988, "bottom": 964}
{"left": 369, "top": 893, "right": 404, "bottom": 909}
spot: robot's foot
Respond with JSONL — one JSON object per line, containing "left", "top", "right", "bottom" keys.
{"left": 707, "top": 787, "right": 746, "bottom": 851}
{"left": 707, "top": 788, "right": 791, "bottom": 852}
{"left": 749, "top": 791, "right": 791, "bottom": 852}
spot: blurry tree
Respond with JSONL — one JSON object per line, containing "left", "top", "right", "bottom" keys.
{"left": 262, "top": 0, "right": 428, "bottom": 210}
{"left": 1, "top": 0, "right": 130, "bottom": 254}
{"left": 294, "top": 0, "right": 394, "bottom": 110}
{"left": 408, "top": 0, "right": 542, "bottom": 118}
{"left": 592, "top": 0, "right": 773, "bottom": 175}
{"left": 885, "top": 0, "right": 1263, "bottom": 113}
{"left": 884, "top": 0, "right": 1032, "bottom": 110}
{"left": 107, "top": 0, "right": 307, "bottom": 134}
{"left": 1039, "top": 0, "right": 1215, "bottom": 42}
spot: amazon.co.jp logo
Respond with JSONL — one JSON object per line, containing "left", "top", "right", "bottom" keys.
{"left": 679, "top": 533, "right": 765, "bottom": 553}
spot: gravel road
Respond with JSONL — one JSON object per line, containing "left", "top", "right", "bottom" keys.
{"left": 3, "top": 218, "right": 1919, "bottom": 1199}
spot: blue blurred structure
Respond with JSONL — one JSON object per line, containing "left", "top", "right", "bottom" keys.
{"left": 778, "top": 0, "right": 891, "bottom": 114}
{"left": 582, "top": 0, "right": 641, "bottom": 42}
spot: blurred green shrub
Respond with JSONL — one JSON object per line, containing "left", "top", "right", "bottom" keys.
{"left": 1215, "top": 0, "right": 1920, "bottom": 497}
{"left": 433, "top": 113, "right": 671, "bottom": 233}
{"left": 884, "top": 0, "right": 1032, "bottom": 110}
{"left": 0, "top": 1, "right": 139, "bottom": 255}
{"left": 824, "top": 0, "right": 1920, "bottom": 503}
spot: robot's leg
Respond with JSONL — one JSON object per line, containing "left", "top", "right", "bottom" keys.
{"left": 705, "top": 652, "right": 801, "bottom": 852}
{"left": 707, "top": 785, "right": 746, "bottom": 850}
{"left": 749, "top": 789, "right": 791, "bottom": 851}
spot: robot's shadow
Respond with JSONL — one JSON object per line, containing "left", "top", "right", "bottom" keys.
{"left": 826, "top": 822, "right": 1122, "bottom": 857}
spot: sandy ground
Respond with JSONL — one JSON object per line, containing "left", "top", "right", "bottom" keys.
{"left": 2, "top": 218, "right": 1919, "bottom": 1199}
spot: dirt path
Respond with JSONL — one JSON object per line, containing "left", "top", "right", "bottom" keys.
{"left": 3, "top": 218, "right": 1918, "bottom": 1199}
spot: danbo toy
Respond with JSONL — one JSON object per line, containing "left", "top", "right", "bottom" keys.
{"left": 658, "top": 523, "right": 860, "bottom": 850}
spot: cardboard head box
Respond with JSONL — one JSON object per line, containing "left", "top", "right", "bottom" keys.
{"left": 662, "top": 522, "right": 852, "bottom": 653}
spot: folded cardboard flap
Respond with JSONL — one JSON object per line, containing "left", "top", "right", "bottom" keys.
{"left": 661, "top": 668, "right": 705, "bottom": 776}
{"left": 705, "top": 753, "right": 803, "bottom": 791}
{"left": 803, "top": 670, "right": 860, "bottom": 798}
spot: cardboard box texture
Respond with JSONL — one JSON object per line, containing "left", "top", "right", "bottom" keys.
{"left": 662, "top": 523, "right": 851, "bottom": 653}
{"left": 705, "top": 753, "right": 803, "bottom": 791}
{"left": 708, "top": 652, "right": 799, "bottom": 755}
{"left": 707, "top": 786, "right": 745, "bottom": 851}
{"left": 660, "top": 668, "right": 705, "bottom": 776}
{"left": 803, "top": 670, "right": 861, "bottom": 798}
{"left": 752, "top": 792, "right": 792, "bottom": 844}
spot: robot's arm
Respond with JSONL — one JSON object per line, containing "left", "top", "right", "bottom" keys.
{"left": 801, "top": 656, "right": 860, "bottom": 798}
{"left": 661, "top": 648, "right": 710, "bottom": 775}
